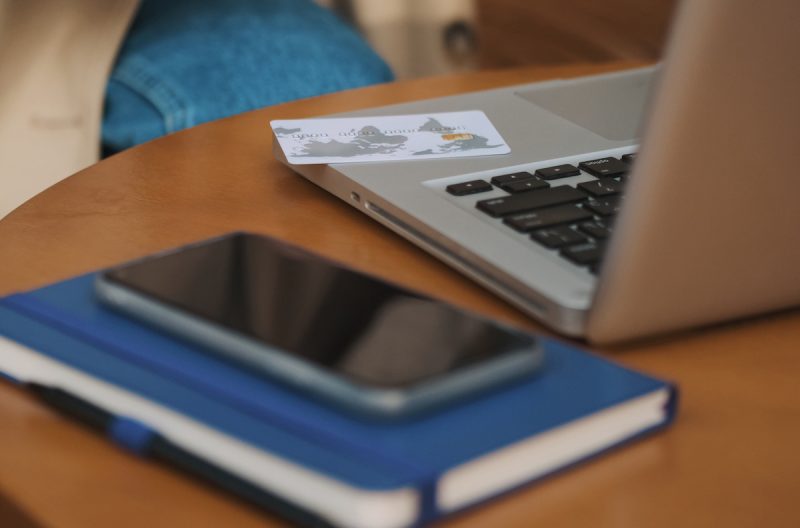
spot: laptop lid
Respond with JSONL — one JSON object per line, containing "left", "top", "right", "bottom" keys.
{"left": 588, "top": 0, "right": 800, "bottom": 343}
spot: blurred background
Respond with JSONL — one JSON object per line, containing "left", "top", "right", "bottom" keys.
{"left": 317, "top": 0, "right": 678, "bottom": 79}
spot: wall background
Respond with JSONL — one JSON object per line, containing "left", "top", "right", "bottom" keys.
{"left": 318, "top": 0, "right": 678, "bottom": 79}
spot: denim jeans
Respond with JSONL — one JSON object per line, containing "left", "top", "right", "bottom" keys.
{"left": 101, "top": 0, "right": 393, "bottom": 154}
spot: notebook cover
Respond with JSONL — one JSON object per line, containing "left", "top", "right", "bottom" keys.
{"left": 0, "top": 273, "right": 676, "bottom": 524}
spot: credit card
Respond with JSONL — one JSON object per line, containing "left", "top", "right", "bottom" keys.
{"left": 271, "top": 110, "right": 510, "bottom": 165}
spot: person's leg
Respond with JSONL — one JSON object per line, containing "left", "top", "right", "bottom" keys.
{"left": 102, "top": 0, "right": 393, "bottom": 154}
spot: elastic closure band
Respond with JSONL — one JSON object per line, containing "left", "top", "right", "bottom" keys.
{"left": 109, "top": 416, "right": 156, "bottom": 455}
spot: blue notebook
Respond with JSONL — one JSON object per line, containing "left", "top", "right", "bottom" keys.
{"left": 0, "top": 274, "right": 677, "bottom": 528}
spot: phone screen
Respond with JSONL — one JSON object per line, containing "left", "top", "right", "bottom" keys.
{"left": 102, "top": 233, "right": 535, "bottom": 389}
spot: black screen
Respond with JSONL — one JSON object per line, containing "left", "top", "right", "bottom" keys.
{"left": 104, "top": 233, "right": 534, "bottom": 388}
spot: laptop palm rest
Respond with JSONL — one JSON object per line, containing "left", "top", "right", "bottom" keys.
{"left": 514, "top": 68, "right": 655, "bottom": 141}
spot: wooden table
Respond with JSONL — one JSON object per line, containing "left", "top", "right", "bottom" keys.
{"left": 1, "top": 63, "right": 798, "bottom": 528}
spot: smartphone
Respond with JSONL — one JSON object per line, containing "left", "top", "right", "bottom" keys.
{"left": 95, "top": 232, "right": 543, "bottom": 418}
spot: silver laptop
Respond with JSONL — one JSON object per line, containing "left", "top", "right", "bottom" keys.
{"left": 275, "top": 0, "right": 800, "bottom": 344}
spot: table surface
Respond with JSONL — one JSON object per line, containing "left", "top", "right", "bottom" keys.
{"left": 1, "top": 62, "right": 798, "bottom": 528}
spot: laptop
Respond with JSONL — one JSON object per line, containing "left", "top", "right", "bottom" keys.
{"left": 274, "top": 0, "right": 800, "bottom": 344}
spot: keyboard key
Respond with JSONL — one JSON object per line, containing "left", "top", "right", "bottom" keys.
{"left": 503, "top": 204, "right": 592, "bottom": 232}
{"left": 446, "top": 180, "right": 492, "bottom": 196}
{"left": 491, "top": 172, "right": 536, "bottom": 186}
{"left": 577, "top": 178, "right": 624, "bottom": 197}
{"left": 560, "top": 240, "right": 607, "bottom": 265}
{"left": 531, "top": 226, "right": 588, "bottom": 248}
{"left": 476, "top": 186, "right": 587, "bottom": 217}
{"left": 621, "top": 153, "right": 636, "bottom": 163}
{"left": 534, "top": 164, "right": 580, "bottom": 180}
{"left": 579, "top": 220, "right": 613, "bottom": 239}
{"left": 585, "top": 196, "right": 622, "bottom": 216}
{"left": 500, "top": 178, "right": 549, "bottom": 193}
{"left": 578, "top": 157, "right": 629, "bottom": 177}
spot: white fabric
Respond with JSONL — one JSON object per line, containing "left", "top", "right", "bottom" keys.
{"left": 0, "top": 0, "right": 138, "bottom": 218}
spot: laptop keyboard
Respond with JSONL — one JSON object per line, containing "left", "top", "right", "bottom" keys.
{"left": 445, "top": 155, "right": 635, "bottom": 274}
